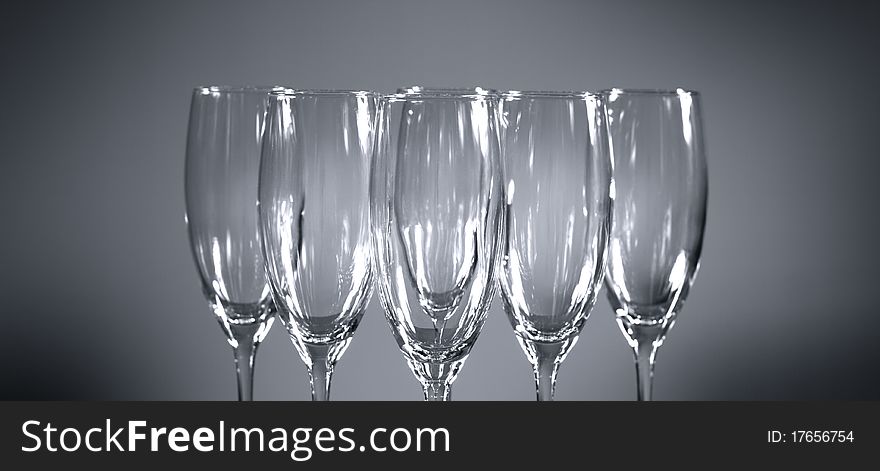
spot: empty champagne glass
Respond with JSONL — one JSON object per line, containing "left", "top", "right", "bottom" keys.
{"left": 602, "top": 88, "right": 708, "bottom": 401}
{"left": 370, "top": 88, "right": 504, "bottom": 401}
{"left": 258, "top": 89, "right": 378, "bottom": 401}
{"left": 498, "top": 91, "right": 613, "bottom": 401}
{"left": 185, "top": 85, "right": 279, "bottom": 401}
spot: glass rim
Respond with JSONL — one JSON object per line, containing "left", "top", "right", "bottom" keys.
{"left": 397, "top": 86, "right": 499, "bottom": 95}
{"left": 600, "top": 87, "right": 701, "bottom": 97}
{"left": 389, "top": 86, "right": 498, "bottom": 100}
{"left": 193, "top": 85, "right": 287, "bottom": 95}
{"left": 502, "top": 90, "right": 599, "bottom": 100}
{"left": 269, "top": 88, "right": 381, "bottom": 97}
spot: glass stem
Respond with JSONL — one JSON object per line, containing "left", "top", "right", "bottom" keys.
{"left": 408, "top": 359, "right": 464, "bottom": 402}
{"left": 432, "top": 316, "right": 448, "bottom": 346}
{"left": 423, "top": 381, "right": 452, "bottom": 401}
{"left": 535, "top": 357, "right": 560, "bottom": 402}
{"left": 231, "top": 332, "right": 258, "bottom": 402}
{"left": 531, "top": 340, "right": 566, "bottom": 401}
{"left": 617, "top": 317, "right": 669, "bottom": 402}
{"left": 633, "top": 337, "right": 657, "bottom": 401}
{"left": 304, "top": 343, "right": 335, "bottom": 401}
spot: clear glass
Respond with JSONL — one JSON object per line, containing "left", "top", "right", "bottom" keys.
{"left": 258, "top": 89, "right": 378, "bottom": 401}
{"left": 370, "top": 88, "right": 504, "bottom": 401}
{"left": 602, "top": 88, "right": 708, "bottom": 401}
{"left": 184, "top": 86, "right": 280, "bottom": 401}
{"left": 497, "top": 91, "right": 613, "bottom": 401}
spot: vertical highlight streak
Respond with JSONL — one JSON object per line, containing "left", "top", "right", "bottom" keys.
{"left": 677, "top": 89, "right": 693, "bottom": 147}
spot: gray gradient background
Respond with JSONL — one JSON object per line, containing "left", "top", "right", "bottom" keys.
{"left": 2, "top": 0, "right": 878, "bottom": 400}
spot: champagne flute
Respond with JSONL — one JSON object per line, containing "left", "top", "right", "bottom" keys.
{"left": 370, "top": 88, "right": 504, "bottom": 401}
{"left": 184, "top": 85, "right": 279, "bottom": 401}
{"left": 497, "top": 91, "right": 613, "bottom": 400}
{"left": 258, "top": 89, "right": 378, "bottom": 401}
{"left": 602, "top": 88, "right": 708, "bottom": 401}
